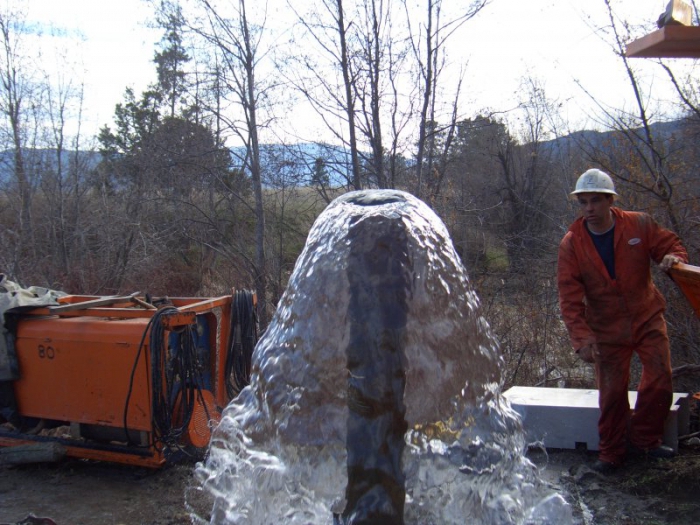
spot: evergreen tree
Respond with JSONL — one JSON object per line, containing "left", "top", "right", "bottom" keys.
{"left": 154, "top": 5, "right": 190, "bottom": 118}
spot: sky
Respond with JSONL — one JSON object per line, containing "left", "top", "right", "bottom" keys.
{"left": 26, "top": 0, "right": 161, "bottom": 139}
{"left": 22, "top": 0, "right": 694, "bottom": 143}
{"left": 454, "top": 0, "right": 693, "bottom": 130}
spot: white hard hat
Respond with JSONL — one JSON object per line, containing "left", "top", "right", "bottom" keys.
{"left": 570, "top": 169, "right": 618, "bottom": 196}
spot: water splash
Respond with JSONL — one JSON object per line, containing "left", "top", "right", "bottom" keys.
{"left": 191, "top": 190, "right": 571, "bottom": 524}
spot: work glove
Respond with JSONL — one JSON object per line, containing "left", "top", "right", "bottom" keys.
{"left": 660, "top": 254, "right": 681, "bottom": 271}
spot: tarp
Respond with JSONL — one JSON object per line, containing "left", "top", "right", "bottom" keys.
{"left": 0, "top": 275, "right": 66, "bottom": 381}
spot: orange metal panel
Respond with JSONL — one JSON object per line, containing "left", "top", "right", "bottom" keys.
{"left": 12, "top": 316, "right": 153, "bottom": 431}
{"left": 670, "top": 262, "right": 700, "bottom": 319}
{"left": 214, "top": 300, "right": 232, "bottom": 408}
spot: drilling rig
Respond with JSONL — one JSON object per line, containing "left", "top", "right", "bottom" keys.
{"left": 0, "top": 287, "right": 257, "bottom": 468}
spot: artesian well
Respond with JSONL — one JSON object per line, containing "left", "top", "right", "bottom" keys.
{"left": 190, "top": 189, "right": 571, "bottom": 525}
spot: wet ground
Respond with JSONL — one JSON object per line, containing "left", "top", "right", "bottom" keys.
{"left": 1, "top": 445, "right": 699, "bottom": 524}
{"left": 532, "top": 445, "right": 700, "bottom": 525}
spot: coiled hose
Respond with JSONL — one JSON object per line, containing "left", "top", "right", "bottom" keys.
{"left": 225, "top": 290, "right": 258, "bottom": 398}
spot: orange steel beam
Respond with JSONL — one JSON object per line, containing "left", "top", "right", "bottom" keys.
{"left": 160, "top": 311, "right": 197, "bottom": 329}
{"left": 626, "top": 25, "right": 700, "bottom": 58}
{"left": 215, "top": 291, "right": 234, "bottom": 408}
{"left": 27, "top": 295, "right": 232, "bottom": 320}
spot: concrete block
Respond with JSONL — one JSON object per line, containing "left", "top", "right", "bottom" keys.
{"left": 503, "top": 386, "right": 690, "bottom": 451}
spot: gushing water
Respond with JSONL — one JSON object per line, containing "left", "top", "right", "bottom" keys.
{"left": 190, "top": 190, "right": 571, "bottom": 524}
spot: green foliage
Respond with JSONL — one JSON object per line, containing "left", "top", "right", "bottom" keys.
{"left": 312, "top": 157, "right": 330, "bottom": 186}
{"left": 154, "top": 5, "right": 191, "bottom": 118}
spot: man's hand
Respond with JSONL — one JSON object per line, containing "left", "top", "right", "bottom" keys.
{"left": 577, "top": 343, "right": 598, "bottom": 364}
{"left": 660, "top": 254, "right": 681, "bottom": 272}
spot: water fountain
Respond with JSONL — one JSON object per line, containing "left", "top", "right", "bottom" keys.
{"left": 190, "top": 189, "right": 571, "bottom": 524}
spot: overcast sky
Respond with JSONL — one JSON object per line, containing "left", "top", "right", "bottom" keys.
{"left": 468, "top": 1, "right": 694, "bottom": 124}
{"left": 23, "top": 0, "right": 692, "bottom": 142}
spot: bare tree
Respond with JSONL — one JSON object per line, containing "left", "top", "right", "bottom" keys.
{"left": 288, "top": 0, "right": 416, "bottom": 190}
{"left": 404, "top": 0, "right": 488, "bottom": 199}
{"left": 0, "top": 2, "right": 38, "bottom": 278}
{"left": 191, "top": 0, "right": 272, "bottom": 326}
{"left": 37, "top": 51, "right": 92, "bottom": 290}
{"left": 283, "top": 0, "right": 362, "bottom": 190}
{"left": 332, "top": 0, "right": 361, "bottom": 190}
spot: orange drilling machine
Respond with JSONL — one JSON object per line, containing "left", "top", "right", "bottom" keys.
{"left": 0, "top": 290, "right": 256, "bottom": 468}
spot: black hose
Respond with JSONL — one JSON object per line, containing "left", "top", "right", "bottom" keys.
{"left": 151, "top": 307, "right": 206, "bottom": 450}
{"left": 225, "top": 290, "right": 258, "bottom": 398}
{"left": 123, "top": 291, "right": 256, "bottom": 452}
{"left": 125, "top": 306, "right": 207, "bottom": 451}
{"left": 123, "top": 312, "right": 158, "bottom": 446}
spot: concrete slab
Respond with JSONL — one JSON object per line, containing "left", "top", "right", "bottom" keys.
{"left": 503, "top": 386, "right": 690, "bottom": 452}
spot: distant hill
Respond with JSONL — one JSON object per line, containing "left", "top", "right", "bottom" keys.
{"left": 543, "top": 119, "right": 686, "bottom": 155}
{"left": 0, "top": 120, "right": 688, "bottom": 188}
{"left": 0, "top": 148, "right": 102, "bottom": 184}
{"left": 0, "top": 143, "right": 354, "bottom": 188}
{"left": 231, "top": 142, "right": 354, "bottom": 187}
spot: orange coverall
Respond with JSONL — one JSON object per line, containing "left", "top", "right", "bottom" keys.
{"left": 557, "top": 207, "right": 687, "bottom": 464}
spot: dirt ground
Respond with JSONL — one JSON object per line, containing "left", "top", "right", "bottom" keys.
{"left": 1, "top": 442, "right": 699, "bottom": 525}
{"left": 531, "top": 444, "right": 700, "bottom": 525}
{"left": 0, "top": 458, "right": 193, "bottom": 525}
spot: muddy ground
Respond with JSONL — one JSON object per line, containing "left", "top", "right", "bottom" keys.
{"left": 532, "top": 444, "right": 700, "bottom": 525}
{"left": 1, "top": 442, "right": 699, "bottom": 525}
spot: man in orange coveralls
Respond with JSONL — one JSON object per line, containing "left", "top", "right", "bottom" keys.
{"left": 557, "top": 168, "right": 687, "bottom": 473}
